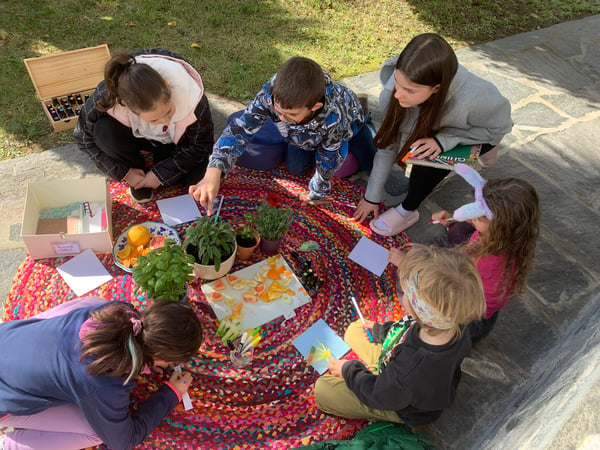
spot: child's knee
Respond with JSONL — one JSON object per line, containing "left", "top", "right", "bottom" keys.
{"left": 314, "top": 376, "right": 337, "bottom": 410}
{"left": 344, "top": 320, "right": 364, "bottom": 342}
{"left": 285, "top": 145, "right": 314, "bottom": 175}
{"left": 285, "top": 155, "right": 313, "bottom": 175}
{"left": 313, "top": 377, "right": 328, "bottom": 407}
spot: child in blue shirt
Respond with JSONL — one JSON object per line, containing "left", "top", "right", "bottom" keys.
{"left": 189, "top": 56, "right": 376, "bottom": 212}
{"left": 0, "top": 297, "right": 202, "bottom": 450}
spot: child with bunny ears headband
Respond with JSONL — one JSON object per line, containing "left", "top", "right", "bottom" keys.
{"left": 406, "top": 163, "right": 540, "bottom": 341}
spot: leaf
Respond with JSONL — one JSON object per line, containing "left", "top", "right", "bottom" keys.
{"left": 306, "top": 343, "right": 332, "bottom": 365}
{"left": 299, "top": 241, "right": 319, "bottom": 251}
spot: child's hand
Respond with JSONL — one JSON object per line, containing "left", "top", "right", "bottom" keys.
{"left": 124, "top": 168, "right": 146, "bottom": 188}
{"left": 388, "top": 247, "right": 405, "bottom": 267}
{"left": 327, "top": 358, "right": 348, "bottom": 377}
{"left": 363, "top": 319, "right": 375, "bottom": 330}
{"left": 168, "top": 370, "right": 192, "bottom": 396}
{"left": 189, "top": 167, "right": 222, "bottom": 215}
{"left": 353, "top": 199, "right": 379, "bottom": 222}
{"left": 432, "top": 210, "right": 452, "bottom": 227}
{"left": 136, "top": 171, "right": 161, "bottom": 189}
{"left": 409, "top": 138, "right": 442, "bottom": 159}
{"left": 362, "top": 320, "right": 376, "bottom": 341}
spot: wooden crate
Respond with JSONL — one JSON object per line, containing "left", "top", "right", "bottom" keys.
{"left": 24, "top": 45, "right": 111, "bottom": 132}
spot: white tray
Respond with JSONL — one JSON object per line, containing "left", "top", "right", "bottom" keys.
{"left": 201, "top": 255, "right": 311, "bottom": 330}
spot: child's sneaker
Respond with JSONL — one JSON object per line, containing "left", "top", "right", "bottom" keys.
{"left": 129, "top": 186, "right": 153, "bottom": 204}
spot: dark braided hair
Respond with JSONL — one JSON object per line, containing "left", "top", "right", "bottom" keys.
{"left": 97, "top": 52, "right": 171, "bottom": 113}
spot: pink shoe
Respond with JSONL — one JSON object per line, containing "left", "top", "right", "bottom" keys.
{"left": 370, "top": 208, "right": 419, "bottom": 236}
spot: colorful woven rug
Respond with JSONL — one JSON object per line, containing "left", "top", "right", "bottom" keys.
{"left": 5, "top": 166, "right": 410, "bottom": 449}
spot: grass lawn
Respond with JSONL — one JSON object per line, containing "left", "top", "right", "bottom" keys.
{"left": 0, "top": 0, "right": 598, "bottom": 159}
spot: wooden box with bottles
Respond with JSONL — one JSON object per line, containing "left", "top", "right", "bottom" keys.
{"left": 24, "top": 45, "right": 111, "bottom": 132}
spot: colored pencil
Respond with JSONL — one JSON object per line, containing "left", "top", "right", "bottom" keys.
{"left": 351, "top": 296, "right": 373, "bottom": 342}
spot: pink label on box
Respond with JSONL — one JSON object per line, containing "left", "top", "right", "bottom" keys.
{"left": 51, "top": 241, "right": 81, "bottom": 255}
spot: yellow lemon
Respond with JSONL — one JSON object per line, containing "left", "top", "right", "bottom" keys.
{"left": 127, "top": 225, "right": 151, "bottom": 247}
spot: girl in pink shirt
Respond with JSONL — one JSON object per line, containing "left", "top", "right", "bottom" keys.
{"left": 390, "top": 164, "right": 540, "bottom": 341}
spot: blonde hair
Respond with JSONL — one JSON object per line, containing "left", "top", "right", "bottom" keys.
{"left": 398, "top": 245, "right": 486, "bottom": 335}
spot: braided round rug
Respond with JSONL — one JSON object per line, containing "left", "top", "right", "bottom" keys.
{"left": 5, "top": 166, "right": 410, "bottom": 449}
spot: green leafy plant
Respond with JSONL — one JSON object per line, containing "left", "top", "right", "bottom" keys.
{"left": 183, "top": 216, "right": 236, "bottom": 272}
{"left": 132, "top": 239, "right": 195, "bottom": 301}
{"left": 246, "top": 200, "right": 293, "bottom": 241}
{"left": 236, "top": 222, "right": 257, "bottom": 247}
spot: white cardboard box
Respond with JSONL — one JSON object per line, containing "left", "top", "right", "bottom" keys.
{"left": 21, "top": 177, "right": 113, "bottom": 260}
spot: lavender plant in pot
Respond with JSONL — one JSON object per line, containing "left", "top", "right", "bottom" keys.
{"left": 246, "top": 200, "right": 293, "bottom": 255}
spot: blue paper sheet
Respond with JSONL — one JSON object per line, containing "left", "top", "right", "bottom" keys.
{"left": 292, "top": 319, "right": 351, "bottom": 374}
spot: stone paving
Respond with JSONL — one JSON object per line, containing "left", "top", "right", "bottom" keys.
{"left": 1, "top": 15, "right": 600, "bottom": 449}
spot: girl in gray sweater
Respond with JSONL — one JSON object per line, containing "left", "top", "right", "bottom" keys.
{"left": 353, "top": 33, "right": 512, "bottom": 236}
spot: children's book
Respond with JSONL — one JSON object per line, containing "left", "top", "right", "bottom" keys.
{"left": 292, "top": 319, "right": 351, "bottom": 374}
{"left": 405, "top": 144, "right": 481, "bottom": 170}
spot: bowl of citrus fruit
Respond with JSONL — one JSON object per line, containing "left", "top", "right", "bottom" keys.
{"left": 113, "top": 221, "right": 181, "bottom": 272}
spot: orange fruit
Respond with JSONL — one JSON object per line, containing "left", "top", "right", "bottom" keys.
{"left": 116, "top": 243, "right": 133, "bottom": 259}
{"left": 127, "top": 225, "right": 151, "bottom": 247}
{"left": 119, "top": 257, "right": 132, "bottom": 268}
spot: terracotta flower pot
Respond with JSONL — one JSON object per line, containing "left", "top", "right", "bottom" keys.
{"left": 235, "top": 228, "right": 260, "bottom": 261}
{"left": 192, "top": 242, "right": 237, "bottom": 280}
{"left": 260, "top": 237, "right": 282, "bottom": 255}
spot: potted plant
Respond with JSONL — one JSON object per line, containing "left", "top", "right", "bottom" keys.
{"left": 246, "top": 199, "right": 293, "bottom": 254}
{"left": 183, "top": 216, "right": 237, "bottom": 280}
{"left": 235, "top": 220, "right": 260, "bottom": 260}
{"left": 132, "top": 239, "right": 195, "bottom": 301}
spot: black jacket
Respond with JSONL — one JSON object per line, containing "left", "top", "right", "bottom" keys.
{"left": 342, "top": 322, "right": 471, "bottom": 426}
{"left": 73, "top": 48, "right": 214, "bottom": 185}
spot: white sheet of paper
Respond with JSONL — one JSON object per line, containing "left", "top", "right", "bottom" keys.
{"left": 56, "top": 248, "right": 113, "bottom": 297}
{"left": 174, "top": 365, "right": 194, "bottom": 410}
{"left": 348, "top": 236, "right": 389, "bottom": 277}
{"left": 156, "top": 194, "right": 202, "bottom": 226}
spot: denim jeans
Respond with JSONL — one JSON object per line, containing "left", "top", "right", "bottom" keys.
{"left": 285, "top": 117, "right": 377, "bottom": 176}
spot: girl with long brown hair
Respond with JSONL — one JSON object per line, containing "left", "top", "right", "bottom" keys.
{"left": 390, "top": 164, "right": 541, "bottom": 341}
{"left": 353, "top": 33, "right": 512, "bottom": 235}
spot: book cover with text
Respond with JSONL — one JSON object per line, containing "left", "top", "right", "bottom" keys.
{"left": 406, "top": 144, "right": 482, "bottom": 170}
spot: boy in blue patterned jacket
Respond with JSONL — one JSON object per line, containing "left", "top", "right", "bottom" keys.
{"left": 189, "top": 56, "right": 376, "bottom": 212}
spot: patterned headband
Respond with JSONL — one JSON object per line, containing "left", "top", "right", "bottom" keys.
{"left": 452, "top": 163, "right": 494, "bottom": 221}
{"left": 404, "top": 274, "right": 455, "bottom": 330}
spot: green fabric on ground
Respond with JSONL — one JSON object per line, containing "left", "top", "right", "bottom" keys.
{"left": 296, "top": 422, "right": 435, "bottom": 449}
